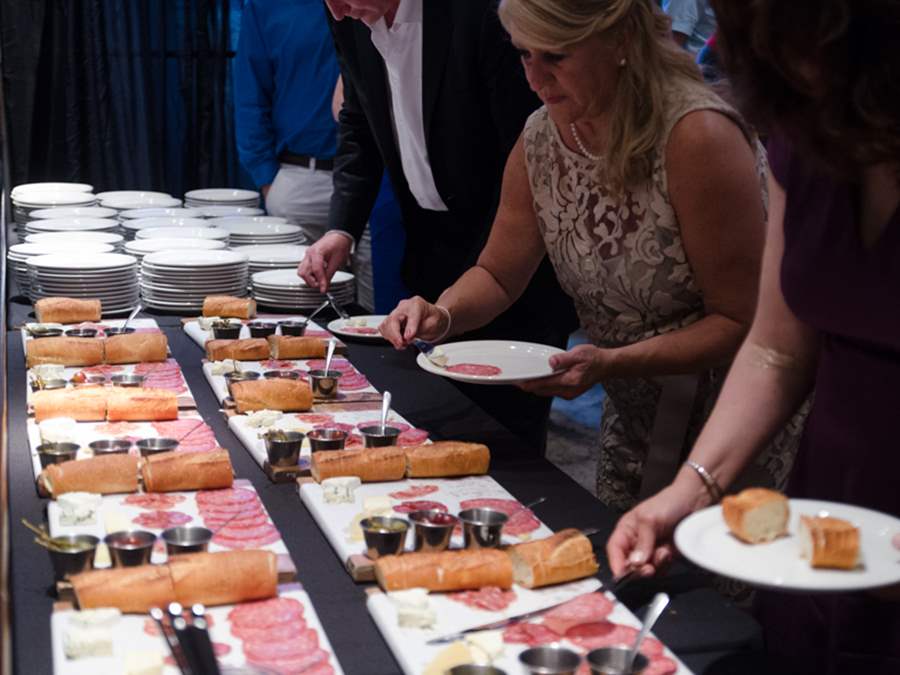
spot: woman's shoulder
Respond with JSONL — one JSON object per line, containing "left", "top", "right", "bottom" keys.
{"left": 522, "top": 106, "right": 554, "bottom": 153}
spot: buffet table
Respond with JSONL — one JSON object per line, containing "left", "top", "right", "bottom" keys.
{"left": 4, "top": 299, "right": 768, "bottom": 674}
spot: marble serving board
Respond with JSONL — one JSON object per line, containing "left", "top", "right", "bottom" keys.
{"left": 26, "top": 414, "right": 221, "bottom": 482}
{"left": 298, "top": 476, "right": 554, "bottom": 579}
{"left": 51, "top": 583, "right": 344, "bottom": 675}
{"left": 367, "top": 585, "right": 692, "bottom": 675}
{"left": 182, "top": 315, "right": 337, "bottom": 350}
{"left": 20, "top": 318, "right": 162, "bottom": 350}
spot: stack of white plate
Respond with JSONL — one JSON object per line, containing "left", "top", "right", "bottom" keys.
{"left": 251, "top": 269, "right": 355, "bottom": 310}
{"left": 27, "top": 253, "right": 139, "bottom": 313}
{"left": 124, "top": 237, "right": 227, "bottom": 263}
{"left": 119, "top": 216, "right": 208, "bottom": 240}
{"left": 231, "top": 244, "right": 308, "bottom": 275}
{"left": 216, "top": 220, "right": 305, "bottom": 246}
{"left": 98, "top": 191, "right": 182, "bottom": 211}
{"left": 8, "top": 242, "right": 115, "bottom": 295}
{"left": 11, "top": 186, "right": 98, "bottom": 228}
{"left": 208, "top": 215, "right": 286, "bottom": 227}
{"left": 195, "top": 206, "right": 264, "bottom": 218}
{"left": 135, "top": 226, "right": 230, "bottom": 244}
{"left": 24, "top": 218, "right": 120, "bottom": 235}
{"left": 11, "top": 182, "right": 93, "bottom": 199}
{"left": 30, "top": 206, "right": 117, "bottom": 220}
{"left": 141, "top": 250, "right": 250, "bottom": 312}
{"left": 119, "top": 207, "right": 206, "bottom": 220}
{"left": 25, "top": 231, "right": 125, "bottom": 249}
{"left": 184, "top": 188, "right": 260, "bottom": 209}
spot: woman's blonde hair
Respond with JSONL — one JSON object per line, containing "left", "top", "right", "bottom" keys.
{"left": 499, "top": 0, "right": 702, "bottom": 190}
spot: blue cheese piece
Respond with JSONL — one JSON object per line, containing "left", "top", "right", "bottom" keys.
{"left": 322, "top": 477, "right": 361, "bottom": 504}
{"left": 58, "top": 492, "right": 102, "bottom": 526}
{"left": 210, "top": 359, "right": 237, "bottom": 375}
{"left": 32, "top": 363, "right": 66, "bottom": 381}
{"left": 389, "top": 588, "right": 436, "bottom": 629}
{"left": 245, "top": 409, "right": 283, "bottom": 428}
{"left": 197, "top": 316, "right": 220, "bottom": 331}
{"left": 63, "top": 608, "right": 121, "bottom": 659}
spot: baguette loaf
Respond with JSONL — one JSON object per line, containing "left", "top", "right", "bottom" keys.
{"left": 106, "top": 387, "right": 178, "bottom": 421}
{"left": 311, "top": 447, "right": 407, "bottom": 483}
{"left": 405, "top": 442, "right": 490, "bottom": 478}
{"left": 32, "top": 387, "right": 108, "bottom": 422}
{"left": 374, "top": 550, "right": 513, "bottom": 592}
{"left": 722, "top": 488, "right": 789, "bottom": 544}
{"left": 202, "top": 295, "right": 257, "bottom": 319}
{"left": 41, "top": 454, "right": 140, "bottom": 497}
{"left": 205, "top": 338, "right": 270, "bottom": 361}
{"left": 34, "top": 297, "right": 102, "bottom": 324}
{"left": 71, "top": 551, "right": 277, "bottom": 613}
{"left": 26, "top": 336, "right": 104, "bottom": 368}
{"left": 266, "top": 335, "right": 328, "bottom": 360}
{"left": 230, "top": 378, "right": 313, "bottom": 413}
{"left": 509, "top": 529, "right": 599, "bottom": 588}
{"left": 799, "top": 515, "right": 860, "bottom": 570}
{"left": 103, "top": 332, "right": 168, "bottom": 364}
{"left": 141, "top": 449, "right": 234, "bottom": 493}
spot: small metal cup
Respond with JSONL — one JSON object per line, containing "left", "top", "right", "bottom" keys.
{"left": 308, "top": 369, "right": 341, "bottom": 399}
{"left": 29, "top": 327, "right": 63, "bottom": 339}
{"left": 358, "top": 424, "right": 401, "bottom": 448}
{"left": 64, "top": 328, "right": 98, "bottom": 338}
{"left": 360, "top": 517, "right": 409, "bottom": 559}
{"left": 458, "top": 507, "right": 509, "bottom": 549}
{"left": 110, "top": 374, "right": 145, "bottom": 387}
{"left": 162, "top": 526, "right": 213, "bottom": 556}
{"left": 136, "top": 437, "right": 179, "bottom": 456}
{"left": 279, "top": 320, "right": 307, "bottom": 336}
{"left": 74, "top": 374, "right": 107, "bottom": 387}
{"left": 520, "top": 646, "right": 583, "bottom": 675}
{"left": 37, "top": 442, "right": 80, "bottom": 467}
{"left": 224, "top": 370, "right": 261, "bottom": 398}
{"left": 248, "top": 321, "right": 277, "bottom": 338}
{"left": 263, "top": 369, "right": 300, "bottom": 380}
{"left": 104, "top": 530, "right": 156, "bottom": 567}
{"left": 104, "top": 326, "right": 136, "bottom": 336}
{"left": 307, "top": 428, "right": 348, "bottom": 452}
{"left": 409, "top": 509, "right": 458, "bottom": 553}
{"left": 263, "top": 431, "right": 304, "bottom": 467}
{"left": 47, "top": 534, "right": 100, "bottom": 580}
{"left": 212, "top": 324, "right": 242, "bottom": 339}
{"left": 449, "top": 667, "right": 509, "bottom": 675}
{"left": 31, "top": 378, "right": 67, "bottom": 391}
{"left": 586, "top": 648, "right": 650, "bottom": 675}
{"left": 89, "top": 439, "right": 132, "bottom": 455}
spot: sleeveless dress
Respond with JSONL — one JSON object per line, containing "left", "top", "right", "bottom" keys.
{"left": 522, "top": 81, "right": 805, "bottom": 511}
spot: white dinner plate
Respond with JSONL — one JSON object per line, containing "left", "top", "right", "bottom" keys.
{"left": 25, "top": 231, "right": 124, "bottom": 246}
{"left": 95, "top": 190, "right": 171, "bottom": 200}
{"left": 10, "top": 242, "right": 114, "bottom": 257}
{"left": 122, "top": 217, "right": 208, "bottom": 231}
{"left": 196, "top": 206, "right": 264, "bottom": 218}
{"left": 143, "top": 249, "right": 248, "bottom": 267}
{"left": 674, "top": 499, "right": 900, "bottom": 592}
{"left": 12, "top": 182, "right": 93, "bottom": 198}
{"left": 231, "top": 244, "right": 308, "bottom": 264}
{"left": 100, "top": 196, "right": 181, "bottom": 209}
{"left": 185, "top": 188, "right": 260, "bottom": 202}
{"left": 29, "top": 206, "right": 116, "bottom": 220}
{"left": 415, "top": 340, "right": 564, "bottom": 384}
{"left": 252, "top": 269, "right": 353, "bottom": 288}
{"left": 136, "top": 227, "right": 230, "bottom": 241}
{"left": 26, "top": 217, "right": 119, "bottom": 232}
{"left": 13, "top": 192, "right": 97, "bottom": 207}
{"left": 119, "top": 207, "right": 205, "bottom": 220}
{"left": 327, "top": 316, "right": 388, "bottom": 342}
{"left": 27, "top": 253, "right": 137, "bottom": 270}
{"left": 124, "top": 238, "right": 226, "bottom": 254}
{"left": 208, "top": 216, "right": 287, "bottom": 227}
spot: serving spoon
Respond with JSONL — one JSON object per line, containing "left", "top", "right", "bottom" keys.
{"left": 324, "top": 337, "right": 337, "bottom": 373}
{"left": 628, "top": 592, "right": 670, "bottom": 671}
{"left": 379, "top": 391, "right": 392, "bottom": 433}
{"left": 120, "top": 302, "right": 142, "bottom": 333}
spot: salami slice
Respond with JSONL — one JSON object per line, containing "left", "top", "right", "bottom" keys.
{"left": 123, "top": 493, "right": 185, "bottom": 510}
{"left": 644, "top": 656, "right": 678, "bottom": 675}
{"left": 389, "top": 485, "right": 439, "bottom": 500}
{"left": 541, "top": 592, "right": 614, "bottom": 635}
{"left": 502, "top": 622, "right": 561, "bottom": 646}
{"left": 564, "top": 622, "right": 664, "bottom": 656}
{"left": 132, "top": 510, "right": 192, "bottom": 529}
{"left": 296, "top": 413, "right": 335, "bottom": 425}
{"left": 306, "top": 358, "right": 354, "bottom": 373}
{"left": 196, "top": 487, "right": 258, "bottom": 506}
{"left": 446, "top": 363, "right": 502, "bottom": 376}
{"left": 247, "top": 648, "right": 330, "bottom": 674}
{"left": 345, "top": 434, "right": 364, "bottom": 448}
{"left": 397, "top": 428, "right": 429, "bottom": 446}
{"left": 448, "top": 586, "right": 516, "bottom": 612}
{"left": 134, "top": 358, "right": 180, "bottom": 374}
{"left": 313, "top": 422, "right": 356, "bottom": 434}
{"left": 79, "top": 364, "right": 125, "bottom": 376}
{"left": 305, "top": 329, "right": 332, "bottom": 338}
{"left": 357, "top": 420, "right": 411, "bottom": 433}
{"left": 199, "top": 503, "right": 266, "bottom": 519}
{"left": 230, "top": 617, "right": 307, "bottom": 643}
{"left": 337, "top": 373, "right": 369, "bottom": 391}
{"left": 94, "top": 421, "right": 141, "bottom": 435}
{"left": 458, "top": 498, "right": 541, "bottom": 536}
{"left": 213, "top": 523, "right": 281, "bottom": 549}
{"left": 342, "top": 325, "right": 379, "bottom": 335}
{"left": 393, "top": 500, "right": 448, "bottom": 514}
{"left": 244, "top": 628, "right": 319, "bottom": 661}
{"left": 229, "top": 597, "right": 305, "bottom": 631}
{"left": 203, "top": 511, "right": 270, "bottom": 530}
{"left": 262, "top": 359, "right": 295, "bottom": 369}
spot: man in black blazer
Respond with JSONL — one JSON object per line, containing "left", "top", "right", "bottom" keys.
{"left": 300, "top": 0, "right": 578, "bottom": 451}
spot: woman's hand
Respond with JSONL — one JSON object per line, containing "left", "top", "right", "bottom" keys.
{"left": 518, "top": 344, "right": 609, "bottom": 399}
{"left": 379, "top": 297, "right": 450, "bottom": 350}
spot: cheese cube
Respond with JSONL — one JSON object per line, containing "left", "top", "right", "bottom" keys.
{"left": 58, "top": 492, "right": 102, "bottom": 526}
{"left": 389, "top": 588, "right": 436, "bottom": 629}
{"left": 63, "top": 625, "right": 113, "bottom": 659}
{"left": 322, "top": 477, "right": 361, "bottom": 504}
{"left": 123, "top": 651, "right": 164, "bottom": 675}
{"left": 363, "top": 495, "right": 393, "bottom": 516}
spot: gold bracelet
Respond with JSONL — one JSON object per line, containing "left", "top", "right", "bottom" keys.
{"left": 685, "top": 460, "right": 724, "bottom": 503}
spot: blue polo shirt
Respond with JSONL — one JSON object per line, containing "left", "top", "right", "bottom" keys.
{"left": 234, "top": 0, "right": 340, "bottom": 187}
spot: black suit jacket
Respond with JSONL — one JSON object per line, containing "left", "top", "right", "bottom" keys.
{"left": 327, "top": 1, "right": 577, "bottom": 344}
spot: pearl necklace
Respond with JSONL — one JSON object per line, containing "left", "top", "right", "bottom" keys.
{"left": 569, "top": 122, "right": 602, "bottom": 161}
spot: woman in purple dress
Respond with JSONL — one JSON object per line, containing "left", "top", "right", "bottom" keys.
{"left": 607, "top": 1, "right": 900, "bottom": 672}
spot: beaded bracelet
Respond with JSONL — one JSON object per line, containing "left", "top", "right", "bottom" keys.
{"left": 686, "top": 460, "right": 724, "bottom": 503}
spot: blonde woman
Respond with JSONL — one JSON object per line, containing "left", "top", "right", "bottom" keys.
{"left": 381, "top": 0, "right": 803, "bottom": 511}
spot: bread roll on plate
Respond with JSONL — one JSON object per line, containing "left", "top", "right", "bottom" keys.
{"left": 106, "top": 387, "right": 178, "bottom": 421}
{"left": 202, "top": 295, "right": 256, "bottom": 319}
{"left": 40, "top": 454, "right": 139, "bottom": 497}
{"left": 375, "top": 549, "right": 513, "bottom": 592}
{"left": 141, "top": 449, "right": 233, "bottom": 493}
{"left": 34, "top": 297, "right": 101, "bottom": 324}
{"left": 405, "top": 441, "right": 490, "bottom": 478}
{"left": 230, "top": 378, "right": 312, "bottom": 413}
{"left": 722, "top": 488, "right": 789, "bottom": 544}
{"left": 205, "top": 338, "right": 269, "bottom": 361}
{"left": 311, "top": 447, "right": 407, "bottom": 483}
{"left": 509, "top": 529, "right": 599, "bottom": 588}
{"left": 266, "top": 335, "right": 328, "bottom": 360}
{"left": 26, "top": 336, "right": 104, "bottom": 368}
{"left": 32, "top": 387, "right": 108, "bottom": 422}
{"left": 799, "top": 515, "right": 860, "bottom": 570}
{"left": 104, "top": 332, "right": 168, "bottom": 364}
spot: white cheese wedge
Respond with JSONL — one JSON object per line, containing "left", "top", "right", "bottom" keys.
{"left": 39, "top": 417, "right": 78, "bottom": 444}
{"left": 322, "top": 477, "right": 361, "bottom": 504}
{"left": 428, "top": 346, "right": 448, "bottom": 367}
{"left": 389, "top": 588, "right": 436, "bottom": 629}
{"left": 32, "top": 363, "right": 66, "bottom": 381}
{"left": 348, "top": 317, "right": 367, "bottom": 327}
{"left": 466, "top": 630, "right": 504, "bottom": 663}
{"left": 58, "top": 492, "right": 102, "bottom": 526}
{"left": 123, "top": 650, "right": 164, "bottom": 675}
{"left": 104, "top": 511, "right": 131, "bottom": 535}
{"left": 70, "top": 608, "right": 121, "bottom": 628}
{"left": 245, "top": 409, "right": 283, "bottom": 428}
{"left": 197, "top": 316, "right": 220, "bottom": 331}
{"left": 363, "top": 495, "right": 393, "bottom": 515}
{"left": 94, "top": 544, "right": 111, "bottom": 568}
{"left": 63, "top": 625, "right": 114, "bottom": 659}
{"left": 210, "top": 359, "right": 237, "bottom": 375}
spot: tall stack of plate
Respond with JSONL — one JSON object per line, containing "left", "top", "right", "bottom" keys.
{"left": 216, "top": 220, "right": 305, "bottom": 246}
{"left": 140, "top": 250, "right": 250, "bottom": 312}
{"left": 195, "top": 206, "right": 264, "bottom": 218}
{"left": 251, "top": 269, "right": 355, "bottom": 310}
{"left": 8, "top": 242, "right": 115, "bottom": 295}
{"left": 30, "top": 206, "right": 117, "bottom": 220}
{"left": 27, "top": 253, "right": 139, "bottom": 313}
{"left": 119, "top": 207, "right": 206, "bottom": 221}
{"left": 10, "top": 186, "right": 98, "bottom": 230}
{"left": 24, "top": 218, "right": 120, "bottom": 236}
{"left": 184, "top": 188, "right": 260, "bottom": 209}
{"left": 25, "top": 231, "right": 125, "bottom": 250}
{"left": 135, "top": 227, "right": 230, "bottom": 245}
{"left": 119, "top": 216, "right": 208, "bottom": 240}
{"left": 231, "top": 245, "right": 308, "bottom": 276}
{"left": 98, "top": 191, "right": 182, "bottom": 212}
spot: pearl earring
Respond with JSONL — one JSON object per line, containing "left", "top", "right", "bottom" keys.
{"left": 619, "top": 57, "right": 627, "bottom": 67}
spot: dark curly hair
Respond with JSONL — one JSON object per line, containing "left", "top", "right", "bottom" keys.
{"left": 710, "top": 0, "right": 900, "bottom": 176}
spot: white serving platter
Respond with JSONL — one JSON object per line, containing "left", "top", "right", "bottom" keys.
{"left": 20, "top": 318, "right": 161, "bottom": 347}
{"left": 416, "top": 340, "right": 564, "bottom": 385}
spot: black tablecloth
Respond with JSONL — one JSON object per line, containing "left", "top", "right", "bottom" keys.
{"left": 5, "top": 298, "right": 767, "bottom": 674}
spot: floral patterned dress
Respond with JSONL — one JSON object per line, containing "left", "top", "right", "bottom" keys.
{"left": 523, "top": 83, "right": 804, "bottom": 510}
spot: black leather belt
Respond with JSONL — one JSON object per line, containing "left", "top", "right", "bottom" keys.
{"left": 278, "top": 151, "right": 334, "bottom": 171}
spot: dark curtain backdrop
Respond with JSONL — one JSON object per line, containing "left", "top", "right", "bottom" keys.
{"left": 0, "top": 0, "right": 250, "bottom": 197}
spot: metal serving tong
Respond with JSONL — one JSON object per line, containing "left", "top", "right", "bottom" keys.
{"left": 325, "top": 291, "right": 350, "bottom": 320}
{"left": 150, "top": 603, "right": 221, "bottom": 675}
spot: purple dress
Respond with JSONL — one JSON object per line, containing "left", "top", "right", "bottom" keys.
{"left": 756, "top": 136, "right": 900, "bottom": 674}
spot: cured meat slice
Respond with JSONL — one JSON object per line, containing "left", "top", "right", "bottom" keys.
{"left": 262, "top": 359, "right": 296, "bottom": 369}
{"left": 446, "top": 363, "right": 502, "bottom": 376}
{"left": 212, "top": 523, "right": 281, "bottom": 549}
{"left": 458, "top": 498, "right": 541, "bottom": 536}
{"left": 357, "top": 420, "right": 411, "bottom": 433}
{"left": 303, "top": 663, "right": 336, "bottom": 675}
{"left": 123, "top": 493, "right": 185, "bottom": 511}
{"left": 397, "top": 428, "right": 429, "bottom": 446}
{"left": 151, "top": 419, "right": 214, "bottom": 446}
{"left": 393, "top": 500, "right": 448, "bottom": 514}
{"left": 229, "top": 597, "right": 305, "bottom": 631}
{"left": 306, "top": 358, "right": 355, "bottom": 373}
{"left": 645, "top": 656, "right": 678, "bottom": 675}
{"left": 502, "top": 622, "right": 561, "bottom": 646}
{"left": 337, "top": 373, "right": 369, "bottom": 390}
{"left": 448, "top": 586, "right": 516, "bottom": 612}
{"left": 247, "top": 647, "right": 330, "bottom": 674}
{"left": 132, "top": 510, "right": 192, "bottom": 529}
{"left": 313, "top": 422, "right": 356, "bottom": 434}
{"left": 345, "top": 434, "right": 364, "bottom": 448}
{"left": 342, "top": 325, "right": 379, "bottom": 335}
{"left": 196, "top": 487, "right": 258, "bottom": 506}
{"left": 304, "top": 329, "right": 332, "bottom": 338}
{"left": 79, "top": 364, "right": 125, "bottom": 376}
{"left": 133, "top": 327, "right": 162, "bottom": 334}
{"left": 94, "top": 421, "right": 141, "bottom": 435}
{"left": 133, "top": 358, "right": 180, "bottom": 374}
{"left": 199, "top": 502, "right": 266, "bottom": 519}
{"left": 230, "top": 617, "right": 307, "bottom": 643}
{"left": 564, "top": 622, "right": 664, "bottom": 656}
{"left": 296, "top": 413, "right": 335, "bottom": 425}
{"left": 244, "top": 628, "right": 319, "bottom": 661}
{"left": 389, "top": 485, "right": 439, "bottom": 500}
{"left": 541, "top": 592, "right": 615, "bottom": 635}
{"left": 203, "top": 511, "right": 270, "bottom": 530}
{"left": 164, "top": 642, "right": 229, "bottom": 666}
